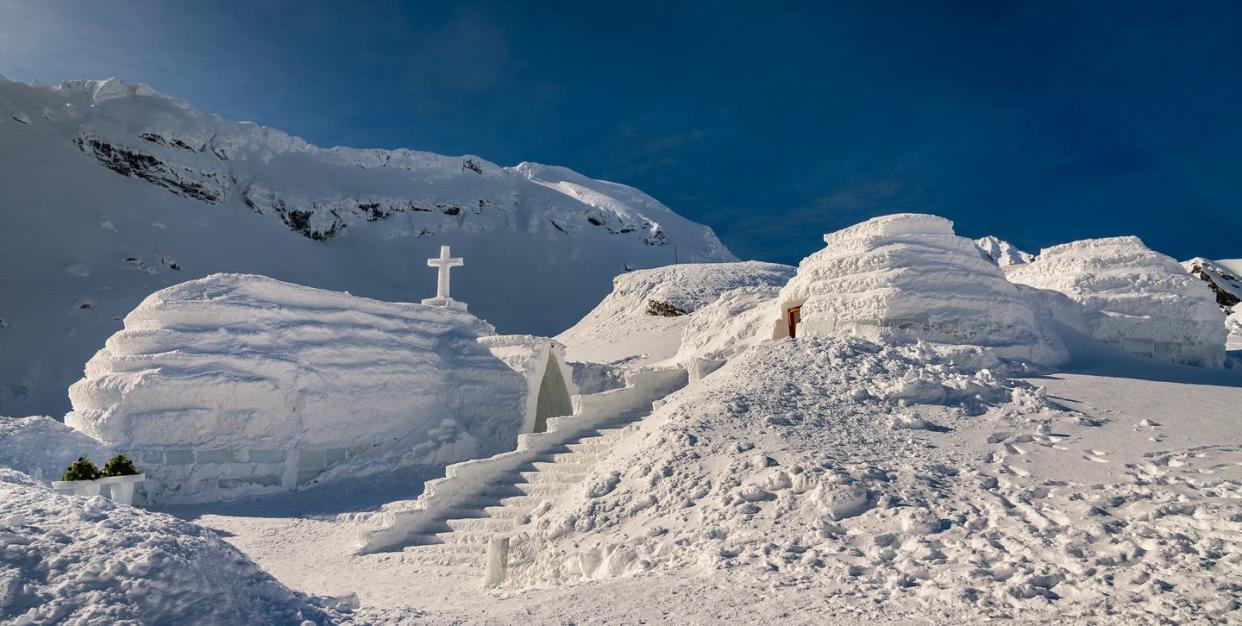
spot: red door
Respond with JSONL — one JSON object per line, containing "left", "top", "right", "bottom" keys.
{"left": 787, "top": 306, "right": 802, "bottom": 338}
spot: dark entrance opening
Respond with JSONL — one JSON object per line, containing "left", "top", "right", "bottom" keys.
{"left": 533, "top": 353, "right": 573, "bottom": 433}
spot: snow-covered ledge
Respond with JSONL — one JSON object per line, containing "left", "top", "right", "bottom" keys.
{"left": 52, "top": 474, "right": 145, "bottom": 505}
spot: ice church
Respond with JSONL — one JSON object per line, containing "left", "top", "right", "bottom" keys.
{"left": 63, "top": 247, "right": 579, "bottom": 504}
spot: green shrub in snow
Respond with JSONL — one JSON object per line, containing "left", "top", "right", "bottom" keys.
{"left": 61, "top": 457, "right": 101, "bottom": 481}
{"left": 102, "top": 454, "right": 141, "bottom": 477}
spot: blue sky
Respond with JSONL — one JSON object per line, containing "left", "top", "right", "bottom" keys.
{"left": 2, "top": 1, "right": 1239, "bottom": 264}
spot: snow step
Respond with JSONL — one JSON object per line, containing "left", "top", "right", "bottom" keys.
{"left": 475, "top": 483, "right": 527, "bottom": 497}
{"left": 530, "top": 461, "right": 593, "bottom": 473}
{"left": 431, "top": 530, "right": 492, "bottom": 545}
{"left": 444, "top": 517, "right": 516, "bottom": 533}
{"left": 549, "top": 450, "right": 602, "bottom": 464}
{"left": 483, "top": 505, "right": 533, "bottom": 520}
{"left": 493, "top": 494, "right": 547, "bottom": 510}
{"left": 511, "top": 482, "right": 576, "bottom": 497}
{"left": 519, "top": 469, "right": 587, "bottom": 484}
{"left": 439, "top": 507, "right": 490, "bottom": 520}
{"left": 403, "top": 539, "right": 488, "bottom": 554}
{"left": 565, "top": 441, "right": 615, "bottom": 455}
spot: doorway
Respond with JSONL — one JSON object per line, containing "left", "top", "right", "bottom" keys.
{"left": 533, "top": 353, "right": 573, "bottom": 433}
{"left": 787, "top": 306, "right": 802, "bottom": 338}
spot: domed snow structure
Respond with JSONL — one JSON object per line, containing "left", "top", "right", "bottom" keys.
{"left": 772, "top": 214, "right": 1065, "bottom": 365}
{"left": 65, "top": 273, "right": 535, "bottom": 504}
{"left": 1007, "top": 237, "right": 1226, "bottom": 367}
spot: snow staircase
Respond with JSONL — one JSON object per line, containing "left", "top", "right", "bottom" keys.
{"left": 355, "top": 367, "right": 688, "bottom": 563}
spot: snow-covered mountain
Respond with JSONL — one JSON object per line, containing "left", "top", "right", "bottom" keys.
{"left": 0, "top": 77, "right": 734, "bottom": 416}
{"left": 1183, "top": 257, "right": 1242, "bottom": 314}
{"left": 974, "top": 235, "right": 1034, "bottom": 266}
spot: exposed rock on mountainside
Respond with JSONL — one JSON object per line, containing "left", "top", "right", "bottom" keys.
{"left": 1183, "top": 257, "right": 1242, "bottom": 313}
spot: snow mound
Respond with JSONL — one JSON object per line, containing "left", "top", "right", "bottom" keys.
{"left": 64, "top": 273, "right": 527, "bottom": 503}
{"left": 0, "top": 468, "right": 340, "bottom": 625}
{"left": 975, "top": 235, "right": 1034, "bottom": 266}
{"left": 505, "top": 338, "right": 1044, "bottom": 584}
{"left": 501, "top": 337, "right": 1241, "bottom": 622}
{"left": 1009, "top": 237, "right": 1226, "bottom": 367}
{"left": 674, "top": 285, "right": 784, "bottom": 364}
{"left": 0, "top": 415, "right": 108, "bottom": 480}
{"left": 775, "top": 214, "right": 1065, "bottom": 366}
{"left": 557, "top": 261, "right": 795, "bottom": 366}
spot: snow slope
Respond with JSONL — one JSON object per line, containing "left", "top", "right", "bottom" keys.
{"left": 0, "top": 76, "right": 734, "bottom": 417}
{"left": 1009, "top": 237, "right": 1226, "bottom": 367}
{"left": 496, "top": 337, "right": 1242, "bottom": 623}
{"left": 0, "top": 468, "right": 345, "bottom": 625}
{"left": 556, "top": 261, "right": 795, "bottom": 366}
{"left": 64, "top": 273, "right": 528, "bottom": 504}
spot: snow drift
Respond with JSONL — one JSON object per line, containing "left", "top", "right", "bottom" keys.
{"left": 0, "top": 76, "right": 734, "bottom": 417}
{"left": 64, "top": 273, "right": 528, "bottom": 504}
{"left": 1009, "top": 237, "right": 1226, "bottom": 367}
{"left": 0, "top": 415, "right": 109, "bottom": 480}
{"left": 0, "top": 468, "right": 343, "bottom": 625}
{"left": 556, "top": 261, "right": 795, "bottom": 366}
{"left": 773, "top": 214, "right": 1066, "bottom": 366}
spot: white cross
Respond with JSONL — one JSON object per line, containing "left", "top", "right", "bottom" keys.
{"left": 422, "top": 245, "right": 466, "bottom": 310}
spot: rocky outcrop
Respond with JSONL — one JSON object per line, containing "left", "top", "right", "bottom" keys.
{"left": 74, "top": 134, "right": 229, "bottom": 204}
{"left": 1183, "top": 258, "right": 1242, "bottom": 313}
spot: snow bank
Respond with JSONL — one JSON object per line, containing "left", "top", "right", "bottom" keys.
{"left": 775, "top": 214, "right": 1065, "bottom": 366}
{"left": 0, "top": 415, "right": 108, "bottom": 480}
{"left": 674, "top": 285, "right": 783, "bottom": 364}
{"left": 1009, "top": 237, "right": 1226, "bottom": 367}
{"left": 557, "top": 261, "right": 795, "bottom": 366}
{"left": 0, "top": 468, "right": 341, "bottom": 625}
{"left": 975, "top": 235, "right": 1034, "bottom": 266}
{"left": 498, "top": 337, "right": 1240, "bottom": 622}
{"left": 65, "top": 273, "right": 527, "bottom": 503}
